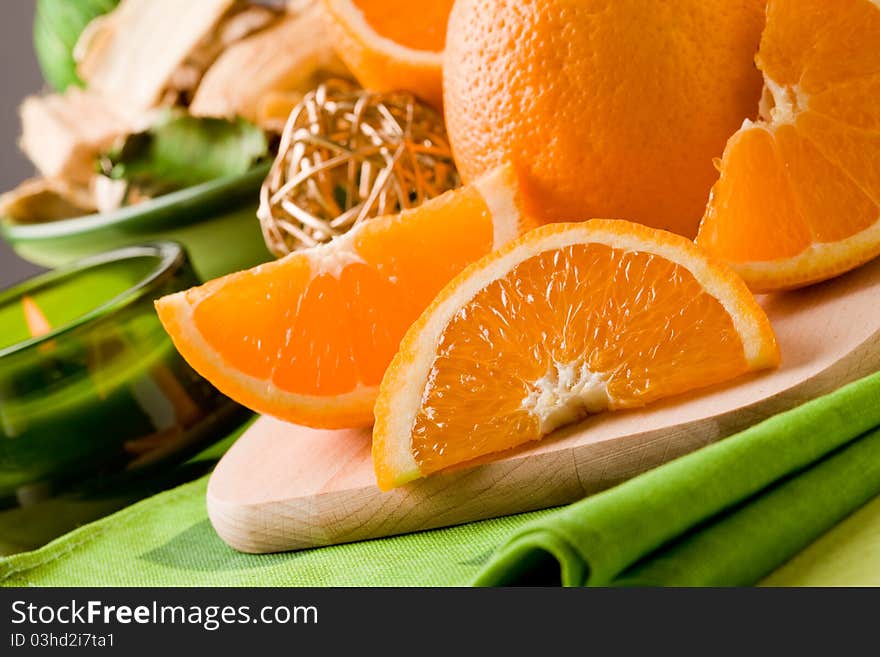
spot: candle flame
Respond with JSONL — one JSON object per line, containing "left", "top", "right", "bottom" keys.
{"left": 22, "top": 295, "right": 52, "bottom": 338}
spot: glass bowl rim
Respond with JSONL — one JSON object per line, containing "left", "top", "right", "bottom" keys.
{"left": 0, "top": 241, "right": 187, "bottom": 359}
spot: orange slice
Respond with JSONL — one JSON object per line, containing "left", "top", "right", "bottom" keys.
{"left": 321, "top": 0, "right": 454, "bottom": 107}
{"left": 156, "top": 165, "right": 533, "bottom": 428}
{"left": 373, "top": 220, "right": 779, "bottom": 489}
{"left": 696, "top": 0, "right": 880, "bottom": 291}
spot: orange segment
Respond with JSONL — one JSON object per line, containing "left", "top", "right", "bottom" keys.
{"left": 696, "top": 0, "right": 880, "bottom": 291}
{"left": 156, "top": 165, "right": 535, "bottom": 428}
{"left": 373, "top": 220, "right": 779, "bottom": 490}
{"left": 321, "top": 0, "right": 454, "bottom": 107}
{"left": 809, "top": 75, "right": 880, "bottom": 131}
{"left": 774, "top": 122, "right": 878, "bottom": 243}
{"left": 347, "top": 0, "right": 452, "bottom": 52}
{"left": 701, "top": 127, "right": 811, "bottom": 263}
{"left": 761, "top": 0, "right": 880, "bottom": 94}
{"left": 796, "top": 112, "right": 880, "bottom": 205}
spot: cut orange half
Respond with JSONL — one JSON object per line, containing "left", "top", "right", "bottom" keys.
{"left": 373, "top": 220, "right": 780, "bottom": 490}
{"left": 321, "top": 0, "right": 454, "bottom": 107}
{"left": 156, "top": 165, "right": 534, "bottom": 428}
{"left": 696, "top": 0, "right": 880, "bottom": 291}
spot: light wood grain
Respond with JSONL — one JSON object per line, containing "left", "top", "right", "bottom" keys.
{"left": 208, "top": 257, "right": 880, "bottom": 553}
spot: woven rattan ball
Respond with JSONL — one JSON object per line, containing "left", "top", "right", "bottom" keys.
{"left": 257, "top": 79, "right": 460, "bottom": 256}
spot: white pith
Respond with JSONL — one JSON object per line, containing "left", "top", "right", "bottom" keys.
{"left": 331, "top": 0, "right": 443, "bottom": 66}
{"left": 474, "top": 166, "right": 522, "bottom": 249}
{"left": 384, "top": 225, "right": 776, "bottom": 481}
{"left": 521, "top": 361, "right": 610, "bottom": 435}
{"left": 300, "top": 230, "right": 365, "bottom": 278}
{"left": 763, "top": 78, "right": 807, "bottom": 127}
{"left": 730, "top": 219, "right": 880, "bottom": 286}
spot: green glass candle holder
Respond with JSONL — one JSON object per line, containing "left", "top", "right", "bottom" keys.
{"left": 0, "top": 242, "right": 248, "bottom": 503}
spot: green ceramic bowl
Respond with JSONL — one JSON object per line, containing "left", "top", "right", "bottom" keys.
{"left": 0, "top": 165, "right": 273, "bottom": 281}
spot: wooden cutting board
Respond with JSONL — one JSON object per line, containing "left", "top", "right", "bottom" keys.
{"left": 207, "top": 257, "right": 880, "bottom": 554}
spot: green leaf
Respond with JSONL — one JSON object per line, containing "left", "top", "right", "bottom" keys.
{"left": 33, "top": 0, "right": 120, "bottom": 92}
{"left": 101, "top": 112, "right": 270, "bottom": 196}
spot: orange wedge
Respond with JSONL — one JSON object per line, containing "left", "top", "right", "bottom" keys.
{"left": 321, "top": 0, "right": 454, "bottom": 107}
{"left": 156, "top": 165, "right": 534, "bottom": 428}
{"left": 696, "top": 0, "right": 880, "bottom": 291}
{"left": 373, "top": 220, "right": 780, "bottom": 489}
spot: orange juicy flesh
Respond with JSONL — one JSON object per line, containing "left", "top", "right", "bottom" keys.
{"left": 352, "top": 0, "right": 455, "bottom": 52}
{"left": 411, "top": 242, "right": 750, "bottom": 475}
{"left": 760, "top": 0, "right": 880, "bottom": 94}
{"left": 696, "top": 0, "right": 880, "bottom": 285}
{"left": 189, "top": 183, "right": 494, "bottom": 398}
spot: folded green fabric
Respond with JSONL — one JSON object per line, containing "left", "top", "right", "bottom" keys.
{"left": 0, "top": 474, "right": 547, "bottom": 586}
{"left": 762, "top": 494, "right": 880, "bottom": 586}
{"left": 474, "top": 372, "right": 880, "bottom": 586}
{"left": 3, "top": 374, "right": 880, "bottom": 587}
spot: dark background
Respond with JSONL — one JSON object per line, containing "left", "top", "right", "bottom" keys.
{"left": 1, "top": 0, "right": 49, "bottom": 287}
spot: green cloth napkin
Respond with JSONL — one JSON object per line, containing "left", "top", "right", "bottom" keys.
{"left": 476, "top": 372, "right": 880, "bottom": 586}
{"left": 3, "top": 374, "right": 880, "bottom": 587}
{"left": 0, "top": 474, "right": 547, "bottom": 586}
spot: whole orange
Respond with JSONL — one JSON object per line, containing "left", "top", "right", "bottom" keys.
{"left": 443, "top": 0, "right": 767, "bottom": 237}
